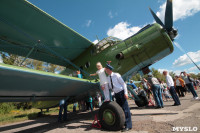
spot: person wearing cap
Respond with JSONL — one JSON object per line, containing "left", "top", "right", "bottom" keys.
{"left": 105, "top": 64, "right": 132, "bottom": 132}
{"left": 142, "top": 78, "right": 151, "bottom": 99}
{"left": 127, "top": 80, "right": 138, "bottom": 92}
{"left": 163, "top": 71, "right": 181, "bottom": 106}
{"left": 147, "top": 74, "right": 164, "bottom": 108}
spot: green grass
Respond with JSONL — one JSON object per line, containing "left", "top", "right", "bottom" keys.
{"left": 0, "top": 108, "right": 56, "bottom": 125}
{"left": 0, "top": 104, "right": 77, "bottom": 125}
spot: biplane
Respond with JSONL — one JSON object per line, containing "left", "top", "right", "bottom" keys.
{"left": 0, "top": 0, "right": 177, "bottom": 130}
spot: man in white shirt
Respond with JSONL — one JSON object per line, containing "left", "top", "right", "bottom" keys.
{"left": 163, "top": 71, "right": 181, "bottom": 106}
{"left": 105, "top": 64, "right": 132, "bottom": 132}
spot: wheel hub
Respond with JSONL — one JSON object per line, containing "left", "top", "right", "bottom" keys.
{"left": 103, "top": 109, "right": 115, "bottom": 125}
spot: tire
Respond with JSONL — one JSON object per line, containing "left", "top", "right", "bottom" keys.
{"left": 98, "top": 101, "right": 125, "bottom": 131}
{"left": 135, "top": 94, "right": 148, "bottom": 107}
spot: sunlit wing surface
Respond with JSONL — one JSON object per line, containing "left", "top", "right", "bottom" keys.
{"left": 0, "top": 0, "right": 94, "bottom": 66}
{"left": 0, "top": 63, "right": 99, "bottom": 102}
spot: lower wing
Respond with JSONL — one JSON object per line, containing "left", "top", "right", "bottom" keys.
{"left": 0, "top": 63, "right": 99, "bottom": 102}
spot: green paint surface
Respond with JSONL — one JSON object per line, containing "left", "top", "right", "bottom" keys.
{"left": 0, "top": 1, "right": 174, "bottom": 109}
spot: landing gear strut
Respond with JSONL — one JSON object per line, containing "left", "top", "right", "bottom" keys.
{"left": 38, "top": 109, "right": 43, "bottom": 117}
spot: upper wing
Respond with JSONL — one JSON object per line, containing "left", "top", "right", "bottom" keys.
{"left": 0, "top": 63, "right": 99, "bottom": 102}
{"left": 0, "top": 0, "right": 93, "bottom": 66}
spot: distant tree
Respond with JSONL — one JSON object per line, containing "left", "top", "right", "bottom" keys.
{"left": 197, "top": 73, "right": 200, "bottom": 79}
{"left": 43, "top": 63, "right": 64, "bottom": 73}
{"left": 189, "top": 73, "right": 198, "bottom": 79}
{"left": 0, "top": 52, "right": 64, "bottom": 73}
{"left": 151, "top": 68, "right": 165, "bottom": 82}
{"left": 169, "top": 71, "right": 176, "bottom": 79}
{"left": 131, "top": 73, "right": 141, "bottom": 81}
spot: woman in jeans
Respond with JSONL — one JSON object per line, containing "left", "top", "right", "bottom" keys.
{"left": 180, "top": 72, "right": 198, "bottom": 100}
{"left": 147, "top": 74, "right": 164, "bottom": 109}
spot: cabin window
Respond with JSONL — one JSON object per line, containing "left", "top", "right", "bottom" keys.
{"left": 94, "top": 36, "right": 121, "bottom": 54}
{"left": 85, "top": 62, "right": 90, "bottom": 68}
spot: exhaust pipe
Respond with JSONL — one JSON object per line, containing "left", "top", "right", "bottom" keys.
{"left": 116, "top": 44, "right": 141, "bottom": 59}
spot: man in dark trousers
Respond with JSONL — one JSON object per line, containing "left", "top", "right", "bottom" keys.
{"left": 105, "top": 64, "right": 132, "bottom": 132}
{"left": 163, "top": 71, "right": 181, "bottom": 106}
{"left": 58, "top": 99, "right": 67, "bottom": 122}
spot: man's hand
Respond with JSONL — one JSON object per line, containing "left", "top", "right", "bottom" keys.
{"left": 124, "top": 94, "right": 128, "bottom": 99}
{"left": 107, "top": 61, "right": 112, "bottom": 65}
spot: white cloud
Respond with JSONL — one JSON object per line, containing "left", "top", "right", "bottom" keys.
{"left": 158, "top": 68, "right": 169, "bottom": 74}
{"left": 173, "top": 70, "right": 183, "bottom": 75}
{"left": 158, "top": 68, "right": 172, "bottom": 73}
{"left": 187, "top": 64, "right": 200, "bottom": 72}
{"left": 107, "top": 22, "right": 141, "bottom": 40}
{"left": 173, "top": 50, "right": 200, "bottom": 67}
{"left": 85, "top": 20, "right": 92, "bottom": 27}
{"left": 93, "top": 40, "right": 99, "bottom": 44}
{"left": 156, "top": 0, "right": 200, "bottom": 22}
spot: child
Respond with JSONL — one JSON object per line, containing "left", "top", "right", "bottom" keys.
{"left": 90, "top": 62, "right": 110, "bottom": 101}
{"left": 76, "top": 70, "right": 82, "bottom": 79}
{"left": 163, "top": 88, "right": 172, "bottom": 101}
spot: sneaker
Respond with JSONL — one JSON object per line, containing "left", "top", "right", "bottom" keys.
{"left": 194, "top": 97, "right": 199, "bottom": 100}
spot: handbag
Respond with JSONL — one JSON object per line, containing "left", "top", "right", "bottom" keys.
{"left": 188, "top": 76, "right": 194, "bottom": 82}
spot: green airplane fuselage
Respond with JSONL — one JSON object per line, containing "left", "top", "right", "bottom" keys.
{"left": 0, "top": 0, "right": 175, "bottom": 110}
{"left": 32, "top": 23, "right": 174, "bottom": 109}
{"left": 66, "top": 23, "right": 173, "bottom": 78}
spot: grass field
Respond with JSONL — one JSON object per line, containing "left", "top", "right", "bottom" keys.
{"left": 0, "top": 104, "right": 76, "bottom": 125}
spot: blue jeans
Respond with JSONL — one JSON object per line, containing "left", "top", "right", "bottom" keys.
{"left": 152, "top": 85, "right": 163, "bottom": 107}
{"left": 186, "top": 83, "right": 198, "bottom": 98}
{"left": 115, "top": 90, "right": 132, "bottom": 129}
{"left": 169, "top": 86, "right": 181, "bottom": 105}
{"left": 58, "top": 100, "right": 67, "bottom": 121}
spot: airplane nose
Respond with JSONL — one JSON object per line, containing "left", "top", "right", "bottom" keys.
{"left": 116, "top": 44, "right": 141, "bottom": 59}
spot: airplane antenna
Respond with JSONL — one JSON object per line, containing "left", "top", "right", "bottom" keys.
{"left": 174, "top": 43, "right": 200, "bottom": 71}
{"left": 96, "top": 35, "right": 100, "bottom": 42}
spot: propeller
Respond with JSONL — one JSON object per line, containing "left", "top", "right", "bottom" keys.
{"left": 165, "top": 0, "right": 173, "bottom": 31}
{"left": 150, "top": 0, "right": 199, "bottom": 71}
{"left": 149, "top": 0, "right": 177, "bottom": 40}
{"left": 149, "top": 8, "right": 165, "bottom": 28}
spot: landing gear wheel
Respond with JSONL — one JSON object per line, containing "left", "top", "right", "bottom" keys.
{"left": 135, "top": 94, "right": 148, "bottom": 107}
{"left": 99, "top": 101, "right": 125, "bottom": 131}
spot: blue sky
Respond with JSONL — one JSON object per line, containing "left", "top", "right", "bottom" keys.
{"left": 28, "top": 0, "right": 200, "bottom": 74}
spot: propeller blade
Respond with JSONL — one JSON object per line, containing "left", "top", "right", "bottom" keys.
{"left": 165, "top": 0, "right": 173, "bottom": 32}
{"left": 149, "top": 8, "right": 165, "bottom": 28}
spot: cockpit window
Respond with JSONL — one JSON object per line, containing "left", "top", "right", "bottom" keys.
{"left": 95, "top": 36, "right": 121, "bottom": 54}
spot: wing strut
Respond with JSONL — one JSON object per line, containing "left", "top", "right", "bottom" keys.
{"left": 0, "top": 16, "right": 94, "bottom": 80}
{"left": 38, "top": 42, "right": 93, "bottom": 79}
{"left": 20, "top": 43, "right": 38, "bottom": 66}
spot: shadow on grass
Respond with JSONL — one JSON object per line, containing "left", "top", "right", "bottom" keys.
{"left": 13, "top": 112, "right": 45, "bottom": 119}
{"left": 0, "top": 110, "right": 101, "bottom": 133}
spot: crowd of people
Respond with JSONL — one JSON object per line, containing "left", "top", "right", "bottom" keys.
{"left": 131, "top": 71, "right": 199, "bottom": 109}
{"left": 57, "top": 61, "right": 200, "bottom": 132}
